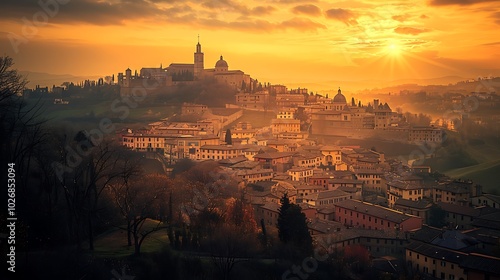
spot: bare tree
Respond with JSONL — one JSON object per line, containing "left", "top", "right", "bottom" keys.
{"left": 54, "top": 134, "right": 136, "bottom": 250}
{"left": 109, "top": 173, "right": 169, "bottom": 255}
{"left": 207, "top": 224, "right": 258, "bottom": 280}
{"left": 0, "top": 56, "right": 48, "bottom": 194}
{"left": 107, "top": 154, "right": 143, "bottom": 246}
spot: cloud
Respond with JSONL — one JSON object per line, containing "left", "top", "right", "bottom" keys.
{"left": 491, "top": 11, "right": 500, "bottom": 25}
{"left": 325, "top": 8, "right": 358, "bottom": 25}
{"left": 251, "top": 5, "right": 276, "bottom": 16}
{"left": 481, "top": 41, "right": 500, "bottom": 46}
{"left": 428, "top": 0, "right": 499, "bottom": 6}
{"left": 199, "top": 1, "right": 278, "bottom": 17}
{"left": 195, "top": 16, "right": 325, "bottom": 32}
{"left": 267, "top": 0, "right": 318, "bottom": 3}
{"left": 291, "top": 4, "right": 321, "bottom": 16}
{"left": 0, "top": 0, "right": 164, "bottom": 25}
{"left": 394, "top": 27, "right": 430, "bottom": 35}
{"left": 0, "top": 0, "right": 280, "bottom": 31}
{"left": 201, "top": 0, "right": 250, "bottom": 14}
{"left": 280, "top": 17, "right": 326, "bottom": 31}
{"left": 392, "top": 14, "right": 410, "bottom": 22}
{"left": 420, "top": 14, "right": 429, "bottom": 19}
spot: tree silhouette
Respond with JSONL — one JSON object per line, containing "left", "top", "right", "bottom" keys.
{"left": 225, "top": 128, "right": 232, "bottom": 145}
{"left": 429, "top": 204, "right": 446, "bottom": 228}
{"left": 277, "top": 193, "right": 313, "bottom": 256}
{"left": 278, "top": 193, "right": 292, "bottom": 242}
{"left": 109, "top": 173, "right": 169, "bottom": 255}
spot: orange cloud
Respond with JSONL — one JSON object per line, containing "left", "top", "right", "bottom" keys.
{"left": 394, "top": 27, "right": 429, "bottom": 35}
{"left": 428, "top": 0, "right": 499, "bottom": 5}
{"left": 392, "top": 14, "right": 410, "bottom": 22}
{"left": 325, "top": 8, "right": 358, "bottom": 26}
{"left": 291, "top": 4, "right": 322, "bottom": 16}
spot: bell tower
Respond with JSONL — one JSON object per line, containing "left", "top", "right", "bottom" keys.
{"left": 194, "top": 35, "right": 204, "bottom": 79}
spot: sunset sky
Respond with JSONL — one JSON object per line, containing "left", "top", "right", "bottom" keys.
{"left": 1, "top": 0, "right": 499, "bottom": 91}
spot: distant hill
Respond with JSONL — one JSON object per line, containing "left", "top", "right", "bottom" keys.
{"left": 19, "top": 71, "right": 101, "bottom": 88}
{"left": 287, "top": 76, "right": 466, "bottom": 94}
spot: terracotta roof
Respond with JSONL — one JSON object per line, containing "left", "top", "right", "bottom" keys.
{"left": 406, "top": 241, "right": 467, "bottom": 263}
{"left": 460, "top": 254, "right": 500, "bottom": 275}
{"left": 335, "top": 199, "right": 420, "bottom": 223}
{"left": 437, "top": 202, "right": 481, "bottom": 217}
{"left": 394, "top": 198, "right": 433, "bottom": 210}
{"left": 254, "top": 152, "right": 295, "bottom": 159}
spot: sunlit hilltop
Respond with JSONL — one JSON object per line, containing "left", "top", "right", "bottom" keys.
{"left": 1, "top": 0, "right": 499, "bottom": 91}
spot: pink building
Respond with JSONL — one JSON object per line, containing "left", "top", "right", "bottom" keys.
{"left": 335, "top": 199, "right": 422, "bottom": 232}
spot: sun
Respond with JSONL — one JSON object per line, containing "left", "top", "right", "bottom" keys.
{"left": 387, "top": 42, "right": 402, "bottom": 56}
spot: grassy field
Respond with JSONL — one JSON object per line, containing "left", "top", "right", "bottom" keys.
{"left": 92, "top": 219, "right": 169, "bottom": 258}
{"left": 26, "top": 95, "right": 179, "bottom": 133}
{"left": 423, "top": 135, "right": 500, "bottom": 194}
{"left": 444, "top": 159, "right": 500, "bottom": 194}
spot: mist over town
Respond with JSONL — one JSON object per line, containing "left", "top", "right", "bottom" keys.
{"left": 1, "top": 0, "right": 500, "bottom": 279}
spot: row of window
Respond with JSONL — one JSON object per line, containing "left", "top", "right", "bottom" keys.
{"left": 338, "top": 208, "right": 396, "bottom": 228}
{"left": 201, "top": 149, "right": 241, "bottom": 154}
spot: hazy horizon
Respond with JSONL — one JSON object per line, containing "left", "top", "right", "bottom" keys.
{"left": 1, "top": 0, "right": 499, "bottom": 92}
{"left": 18, "top": 69, "right": 489, "bottom": 94}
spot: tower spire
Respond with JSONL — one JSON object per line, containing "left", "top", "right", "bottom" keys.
{"left": 196, "top": 35, "right": 201, "bottom": 53}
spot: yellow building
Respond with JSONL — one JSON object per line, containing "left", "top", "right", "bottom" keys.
{"left": 200, "top": 145, "right": 244, "bottom": 160}
{"left": 409, "top": 126, "right": 443, "bottom": 143}
{"left": 288, "top": 167, "right": 314, "bottom": 182}
{"left": 275, "top": 93, "right": 306, "bottom": 107}
{"left": 122, "top": 133, "right": 170, "bottom": 152}
{"left": 320, "top": 145, "right": 342, "bottom": 166}
{"left": 172, "top": 135, "right": 220, "bottom": 160}
{"left": 235, "top": 91, "right": 270, "bottom": 109}
{"left": 277, "top": 109, "right": 295, "bottom": 119}
{"left": 432, "top": 182, "right": 471, "bottom": 205}
{"left": 387, "top": 181, "right": 427, "bottom": 208}
{"left": 236, "top": 169, "right": 274, "bottom": 184}
{"left": 352, "top": 167, "right": 385, "bottom": 194}
{"left": 406, "top": 241, "right": 467, "bottom": 280}
{"left": 271, "top": 118, "right": 300, "bottom": 137}
{"left": 181, "top": 103, "right": 208, "bottom": 115}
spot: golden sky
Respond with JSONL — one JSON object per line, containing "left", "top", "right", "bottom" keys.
{"left": 1, "top": 0, "right": 499, "bottom": 91}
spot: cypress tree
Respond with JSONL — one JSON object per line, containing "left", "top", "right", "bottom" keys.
{"left": 225, "top": 128, "right": 232, "bottom": 145}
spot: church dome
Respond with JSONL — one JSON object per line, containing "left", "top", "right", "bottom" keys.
{"left": 333, "top": 88, "right": 346, "bottom": 103}
{"left": 215, "top": 55, "right": 228, "bottom": 68}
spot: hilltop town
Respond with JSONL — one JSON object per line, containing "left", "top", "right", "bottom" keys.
{"left": 13, "top": 41, "right": 500, "bottom": 279}
{"left": 108, "top": 42, "right": 499, "bottom": 279}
